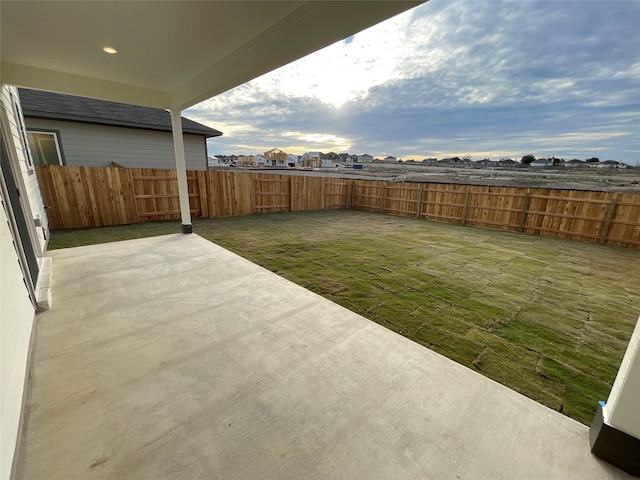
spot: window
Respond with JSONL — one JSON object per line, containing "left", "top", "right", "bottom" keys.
{"left": 26, "top": 131, "right": 64, "bottom": 166}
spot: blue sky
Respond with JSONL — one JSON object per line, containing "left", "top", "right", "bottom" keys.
{"left": 185, "top": 0, "right": 640, "bottom": 163}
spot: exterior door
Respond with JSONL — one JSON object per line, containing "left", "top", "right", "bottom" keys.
{"left": 1, "top": 129, "right": 39, "bottom": 292}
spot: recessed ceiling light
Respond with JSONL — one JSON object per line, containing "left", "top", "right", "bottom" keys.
{"left": 102, "top": 47, "right": 117, "bottom": 54}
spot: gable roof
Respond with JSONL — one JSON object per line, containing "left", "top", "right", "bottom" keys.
{"left": 18, "top": 88, "right": 222, "bottom": 138}
{"left": 264, "top": 148, "right": 287, "bottom": 155}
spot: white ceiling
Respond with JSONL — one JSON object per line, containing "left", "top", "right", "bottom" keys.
{"left": 1, "top": 1, "right": 422, "bottom": 110}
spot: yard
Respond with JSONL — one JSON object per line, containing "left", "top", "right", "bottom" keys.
{"left": 49, "top": 209, "right": 640, "bottom": 425}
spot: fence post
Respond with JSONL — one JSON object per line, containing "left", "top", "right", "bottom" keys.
{"left": 518, "top": 193, "right": 530, "bottom": 232}
{"left": 600, "top": 198, "right": 617, "bottom": 245}
{"left": 380, "top": 183, "right": 386, "bottom": 213}
{"left": 416, "top": 186, "right": 424, "bottom": 218}
{"left": 461, "top": 191, "right": 470, "bottom": 225}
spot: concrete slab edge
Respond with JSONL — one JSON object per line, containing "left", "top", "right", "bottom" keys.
{"left": 35, "top": 256, "right": 52, "bottom": 311}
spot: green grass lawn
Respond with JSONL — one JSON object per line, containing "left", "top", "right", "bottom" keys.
{"left": 49, "top": 210, "right": 640, "bottom": 425}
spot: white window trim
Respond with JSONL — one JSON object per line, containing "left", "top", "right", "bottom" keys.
{"left": 26, "top": 130, "right": 65, "bottom": 166}
{"left": 9, "top": 89, "right": 35, "bottom": 173}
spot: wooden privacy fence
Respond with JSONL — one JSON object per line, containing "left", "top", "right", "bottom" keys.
{"left": 352, "top": 181, "right": 640, "bottom": 248}
{"left": 35, "top": 165, "right": 640, "bottom": 249}
{"left": 35, "top": 165, "right": 350, "bottom": 227}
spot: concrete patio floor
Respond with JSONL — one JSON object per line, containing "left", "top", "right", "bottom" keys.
{"left": 19, "top": 234, "right": 632, "bottom": 479}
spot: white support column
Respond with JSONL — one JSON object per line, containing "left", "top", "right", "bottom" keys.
{"left": 170, "top": 108, "right": 192, "bottom": 233}
{"left": 606, "top": 315, "right": 640, "bottom": 437}
{"left": 589, "top": 315, "right": 640, "bottom": 476}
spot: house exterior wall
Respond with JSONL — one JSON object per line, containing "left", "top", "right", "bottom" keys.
{"left": 2, "top": 87, "right": 48, "bottom": 252}
{"left": 321, "top": 159, "right": 333, "bottom": 168}
{"left": 0, "top": 84, "right": 43, "bottom": 480}
{"left": 0, "top": 203, "right": 35, "bottom": 480}
{"left": 24, "top": 118, "right": 208, "bottom": 170}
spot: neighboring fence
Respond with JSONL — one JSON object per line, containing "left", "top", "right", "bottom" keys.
{"left": 351, "top": 181, "right": 640, "bottom": 248}
{"left": 36, "top": 164, "right": 139, "bottom": 228}
{"left": 35, "top": 165, "right": 351, "bottom": 228}
{"left": 35, "top": 165, "right": 640, "bottom": 249}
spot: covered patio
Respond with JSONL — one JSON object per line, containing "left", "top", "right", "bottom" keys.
{"left": 18, "top": 234, "right": 632, "bottom": 479}
{"left": 3, "top": 2, "right": 638, "bottom": 478}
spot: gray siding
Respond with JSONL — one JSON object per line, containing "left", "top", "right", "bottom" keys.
{"left": 24, "top": 118, "right": 208, "bottom": 170}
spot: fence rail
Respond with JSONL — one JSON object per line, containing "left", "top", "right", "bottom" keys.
{"left": 35, "top": 165, "right": 640, "bottom": 249}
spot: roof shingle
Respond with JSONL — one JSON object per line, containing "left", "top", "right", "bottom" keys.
{"left": 18, "top": 88, "right": 222, "bottom": 138}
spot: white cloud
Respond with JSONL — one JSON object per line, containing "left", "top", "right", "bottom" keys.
{"left": 190, "top": 0, "right": 640, "bottom": 162}
{"left": 281, "top": 131, "right": 352, "bottom": 150}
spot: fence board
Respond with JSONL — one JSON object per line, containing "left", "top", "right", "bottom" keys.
{"left": 324, "top": 179, "right": 350, "bottom": 209}
{"left": 291, "top": 176, "right": 325, "bottom": 211}
{"left": 35, "top": 165, "right": 137, "bottom": 229}
{"left": 255, "top": 174, "right": 289, "bottom": 213}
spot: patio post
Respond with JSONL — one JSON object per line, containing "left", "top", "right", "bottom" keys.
{"left": 170, "top": 108, "right": 192, "bottom": 233}
{"left": 589, "top": 315, "right": 640, "bottom": 476}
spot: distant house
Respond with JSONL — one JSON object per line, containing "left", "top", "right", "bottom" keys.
{"left": 19, "top": 88, "right": 221, "bottom": 170}
{"left": 566, "top": 159, "right": 586, "bottom": 167}
{"left": 383, "top": 156, "right": 397, "bottom": 162}
{"left": 287, "top": 154, "right": 299, "bottom": 167}
{"left": 476, "top": 159, "right": 498, "bottom": 167}
{"left": 237, "top": 155, "right": 256, "bottom": 167}
{"left": 358, "top": 153, "right": 373, "bottom": 163}
{"left": 498, "top": 158, "right": 518, "bottom": 166}
{"left": 321, "top": 159, "right": 334, "bottom": 168}
{"left": 530, "top": 159, "right": 553, "bottom": 167}
{"left": 438, "top": 158, "right": 456, "bottom": 165}
{"left": 422, "top": 158, "right": 438, "bottom": 165}
{"left": 595, "top": 160, "right": 622, "bottom": 168}
{"left": 301, "top": 151, "right": 322, "bottom": 167}
{"left": 215, "top": 154, "right": 236, "bottom": 165}
{"left": 263, "top": 148, "right": 289, "bottom": 167}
